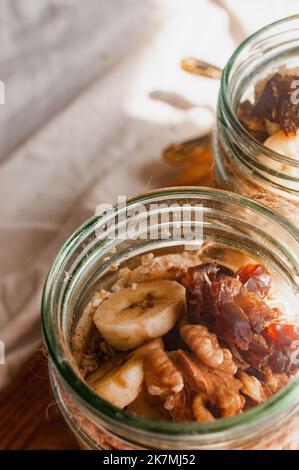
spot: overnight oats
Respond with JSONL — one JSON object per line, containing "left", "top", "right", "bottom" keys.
{"left": 213, "top": 15, "right": 299, "bottom": 227}
{"left": 42, "top": 188, "right": 299, "bottom": 450}
{"left": 77, "top": 254, "right": 299, "bottom": 425}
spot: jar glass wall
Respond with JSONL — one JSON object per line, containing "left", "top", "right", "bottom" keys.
{"left": 213, "top": 15, "right": 299, "bottom": 227}
{"left": 42, "top": 188, "right": 299, "bottom": 450}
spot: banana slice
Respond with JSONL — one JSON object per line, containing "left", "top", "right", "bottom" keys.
{"left": 94, "top": 280, "right": 186, "bottom": 350}
{"left": 86, "top": 339, "right": 163, "bottom": 408}
{"left": 88, "top": 354, "right": 143, "bottom": 409}
{"left": 264, "top": 130, "right": 299, "bottom": 159}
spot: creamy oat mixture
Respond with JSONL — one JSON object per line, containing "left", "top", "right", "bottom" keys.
{"left": 72, "top": 248, "right": 299, "bottom": 423}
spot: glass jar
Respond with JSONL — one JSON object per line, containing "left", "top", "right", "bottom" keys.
{"left": 42, "top": 187, "right": 299, "bottom": 450}
{"left": 213, "top": 15, "right": 299, "bottom": 227}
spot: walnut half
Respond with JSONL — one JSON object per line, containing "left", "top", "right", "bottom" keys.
{"left": 192, "top": 394, "right": 214, "bottom": 422}
{"left": 144, "top": 348, "right": 184, "bottom": 398}
{"left": 176, "top": 350, "right": 244, "bottom": 420}
{"left": 180, "top": 324, "right": 237, "bottom": 374}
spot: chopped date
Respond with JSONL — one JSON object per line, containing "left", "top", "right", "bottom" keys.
{"left": 238, "top": 73, "right": 299, "bottom": 137}
{"left": 264, "top": 322, "right": 299, "bottom": 348}
{"left": 263, "top": 323, "right": 299, "bottom": 374}
{"left": 237, "top": 263, "right": 271, "bottom": 298}
{"left": 182, "top": 263, "right": 299, "bottom": 375}
{"left": 213, "top": 301, "right": 252, "bottom": 351}
{"left": 254, "top": 73, "right": 299, "bottom": 136}
{"left": 234, "top": 290, "right": 275, "bottom": 333}
{"left": 270, "top": 349, "right": 292, "bottom": 374}
{"left": 182, "top": 263, "right": 276, "bottom": 350}
{"left": 183, "top": 263, "right": 235, "bottom": 307}
{"left": 241, "top": 334, "right": 272, "bottom": 371}
{"left": 183, "top": 263, "right": 236, "bottom": 320}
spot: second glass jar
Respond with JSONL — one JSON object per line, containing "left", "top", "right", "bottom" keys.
{"left": 212, "top": 15, "right": 299, "bottom": 227}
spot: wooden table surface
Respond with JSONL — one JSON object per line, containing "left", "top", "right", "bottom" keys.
{"left": 0, "top": 350, "right": 78, "bottom": 450}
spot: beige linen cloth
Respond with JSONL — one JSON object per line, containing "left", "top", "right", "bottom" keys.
{"left": 0, "top": 0, "right": 298, "bottom": 389}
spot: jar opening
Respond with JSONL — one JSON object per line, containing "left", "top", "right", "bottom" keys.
{"left": 42, "top": 187, "right": 299, "bottom": 445}
{"left": 221, "top": 14, "right": 299, "bottom": 182}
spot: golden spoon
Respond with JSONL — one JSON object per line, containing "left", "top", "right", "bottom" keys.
{"left": 163, "top": 134, "right": 211, "bottom": 165}
{"left": 181, "top": 57, "right": 222, "bottom": 80}
{"left": 163, "top": 58, "right": 222, "bottom": 165}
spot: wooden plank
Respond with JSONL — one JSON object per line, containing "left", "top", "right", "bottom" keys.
{"left": 0, "top": 349, "right": 78, "bottom": 450}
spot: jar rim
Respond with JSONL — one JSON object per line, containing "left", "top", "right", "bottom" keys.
{"left": 42, "top": 187, "right": 299, "bottom": 441}
{"left": 221, "top": 14, "right": 299, "bottom": 170}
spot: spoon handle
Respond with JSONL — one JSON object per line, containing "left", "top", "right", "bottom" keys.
{"left": 163, "top": 134, "right": 211, "bottom": 165}
{"left": 181, "top": 57, "right": 222, "bottom": 80}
